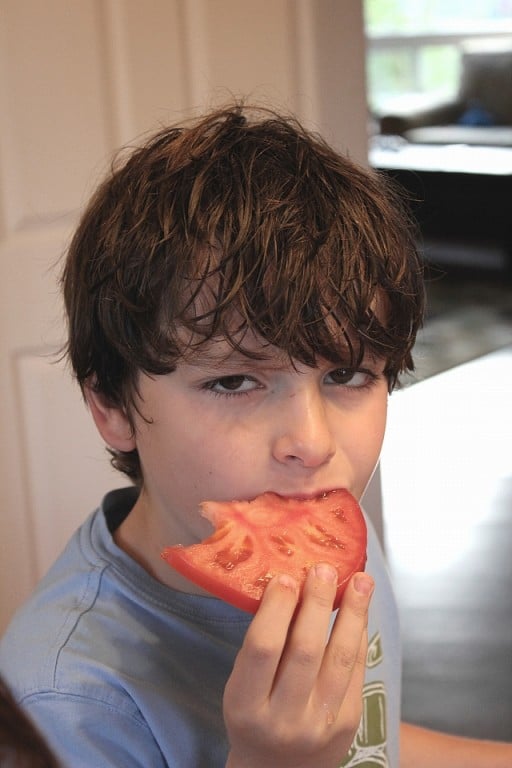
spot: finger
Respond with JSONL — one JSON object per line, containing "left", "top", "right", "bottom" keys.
{"left": 335, "top": 623, "right": 369, "bottom": 722}
{"left": 312, "top": 628, "right": 369, "bottom": 736}
{"left": 315, "top": 572, "right": 373, "bottom": 716}
{"left": 270, "top": 563, "right": 338, "bottom": 712}
{"left": 224, "top": 574, "right": 299, "bottom": 711}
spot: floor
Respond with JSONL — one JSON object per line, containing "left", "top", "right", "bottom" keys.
{"left": 407, "top": 260, "right": 512, "bottom": 384}
{"left": 380, "top": 265, "right": 512, "bottom": 742}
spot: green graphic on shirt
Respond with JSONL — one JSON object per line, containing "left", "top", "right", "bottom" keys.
{"left": 366, "top": 632, "right": 383, "bottom": 669}
{"left": 339, "top": 632, "right": 389, "bottom": 768}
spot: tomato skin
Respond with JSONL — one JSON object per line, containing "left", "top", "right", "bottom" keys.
{"left": 162, "top": 490, "right": 367, "bottom": 614}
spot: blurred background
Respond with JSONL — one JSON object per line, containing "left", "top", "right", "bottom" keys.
{"left": 367, "top": 2, "right": 512, "bottom": 741}
{"left": 366, "top": 0, "right": 512, "bottom": 379}
{"left": 366, "top": 0, "right": 512, "bottom": 119}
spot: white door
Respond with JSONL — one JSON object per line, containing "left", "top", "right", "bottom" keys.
{"left": 0, "top": 0, "right": 370, "bottom": 632}
{"left": 0, "top": 0, "right": 124, "bottom": 631}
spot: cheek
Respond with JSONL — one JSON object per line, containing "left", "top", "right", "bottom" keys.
{"left": 365, "top": 395, "right": 387, "bottom": 454}
{"left": 372, "top": 397, "right": 388, "bottom": 447}
{"left": 159, "top": 417, "right": 254, "bottom": 494}
{"left": 192, "top": 431, "right": 257, "bottom": 485}
{"left": 348, "top": 393, "right": 388, "bottom": 489}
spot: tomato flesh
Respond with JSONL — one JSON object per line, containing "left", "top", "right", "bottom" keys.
{"left": 162, "top": 489, "right": 367, "bottom": 614}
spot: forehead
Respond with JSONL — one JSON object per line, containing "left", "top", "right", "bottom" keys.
{"left": 177, "top": 326, "right": 383, "bottom": 374}
{"left": 178, "top": 267, "right": 388, "bottom": 336}
{"left": 170, "top": 251, "right": 390, "bottom": 371}
{"left": 177, "top": 320, "right": 286, "bottom": 363}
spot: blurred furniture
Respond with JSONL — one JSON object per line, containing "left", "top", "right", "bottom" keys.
{"left": 369, "top": 141, "right": 512, "bottom": 270}
{"left": 380, "top": 40, "right": 512, "bottom": 147}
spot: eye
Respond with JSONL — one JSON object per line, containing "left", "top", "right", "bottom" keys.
{"left": 205, "top": 375, "right": 261, "bottom": 396}
{"left": 325, "top": 368, "right": 377, "bottom": 388}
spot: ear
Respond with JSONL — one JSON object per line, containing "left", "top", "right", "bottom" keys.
{"left": 84, "top": 384, "right": 137, "bottom": 453}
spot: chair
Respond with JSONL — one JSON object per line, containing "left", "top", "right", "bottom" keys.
{"left": 379, "top": 39, "right": 512, "bottom": 147}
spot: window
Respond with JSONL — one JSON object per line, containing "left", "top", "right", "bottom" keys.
{"left": 364, "top": 0, "right": 512, "bottom": 115}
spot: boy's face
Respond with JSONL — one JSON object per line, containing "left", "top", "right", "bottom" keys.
{"left": 100, "top": 329, "right": 389, "bottom": 589}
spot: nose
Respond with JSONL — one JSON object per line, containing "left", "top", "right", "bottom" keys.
{"left": 272, "top": 386, "right": 336, "bottom": 469}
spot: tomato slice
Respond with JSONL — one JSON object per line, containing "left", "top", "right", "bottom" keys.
{"left": 162, "top": 489, "right": 367, "bottom": 614}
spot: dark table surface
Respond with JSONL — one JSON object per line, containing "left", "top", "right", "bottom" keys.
{"left": 370, "top": 141, "right": 512, "bottom": 268}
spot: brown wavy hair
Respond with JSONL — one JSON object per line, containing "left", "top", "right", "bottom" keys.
{"left": 62, "top": 104, "right": 424, "bottom": 484}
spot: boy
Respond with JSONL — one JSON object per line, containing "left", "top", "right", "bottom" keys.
{"left": 0, "top": 105, "right": 509, "bottom": 767}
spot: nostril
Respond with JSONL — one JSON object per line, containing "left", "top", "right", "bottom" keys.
{"left": 273, "top": 435, "right": 336, "bottom": 469}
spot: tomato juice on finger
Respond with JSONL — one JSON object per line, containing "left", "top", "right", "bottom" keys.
{"left": 162, "top": 489, "right": 367, "bottom": 614}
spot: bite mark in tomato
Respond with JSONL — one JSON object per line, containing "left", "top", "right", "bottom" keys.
{"left": 162, "top": 489, "right": 367, "bottom": 614}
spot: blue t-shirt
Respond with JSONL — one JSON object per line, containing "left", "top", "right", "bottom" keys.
{"left": 0, "top": 488, "right": 401, "bottom": 767}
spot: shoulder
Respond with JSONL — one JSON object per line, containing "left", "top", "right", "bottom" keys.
{"left": 0, "top": 498, "right": 160, "bottom": 738}
{"left": 21, "top": 689, "right": 165, "bottom": 768}
{"left": 0, "top": 489, "right": 143, "bottom": 696}
{"left": 0, "top": 506, "right": 111, "bottom": 696}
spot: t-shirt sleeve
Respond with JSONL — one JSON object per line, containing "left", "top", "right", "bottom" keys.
{"left": 22, "top": 692, "right": 168, "bottom": 768}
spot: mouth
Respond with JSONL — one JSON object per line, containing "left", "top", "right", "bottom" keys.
{"left": 266, "top": 488, "right": 348, "bottom": 502}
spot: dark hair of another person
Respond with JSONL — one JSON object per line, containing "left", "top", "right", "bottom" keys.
{"left": 0, "top": 676, "right": 60, "bottom": 767}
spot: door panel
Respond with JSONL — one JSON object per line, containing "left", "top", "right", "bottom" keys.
{"left": 16, "top": 351, "right": 126, "bottom": 579}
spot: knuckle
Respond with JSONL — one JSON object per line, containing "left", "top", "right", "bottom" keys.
{"left": 330, "top": 642, "right": 356, "bottom": 673}
{"left": 271, "top": 721, "right": 300, "bottom": 746}
{"left": 302, "top": 570, "right": 337, "bottom": 611}
{"left": 342, "top": 590, "right": 369, "bottom": 621}
{"left": 351, "top": 599, "right": 370, "bottom": 621}
{"left": 272, "top": 719, "right": 326, "bottom": 754}
{"left": 223, "top": 686, "right": 261, "bottom": 735}
{"left": 228, "top": 708, "right": 257, "bottom": 735}
{"left": 289, "top": 639, "right": 319, "bottom": 668}
{"left": 244, "top": 635, "right": 280, "bottom": 665}
{"left": 312, "top": 590, "right": 336, "bottom": 610}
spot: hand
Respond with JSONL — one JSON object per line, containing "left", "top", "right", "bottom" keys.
{"left": 223, "top": 564, "right": 374, "bottom": 768}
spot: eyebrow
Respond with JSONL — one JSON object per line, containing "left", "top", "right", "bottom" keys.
{"left": 182, "top": 340, "right": 383, "bottom": 373}
{"left": 184, "top": 345, "right": 285, "bottom": 371}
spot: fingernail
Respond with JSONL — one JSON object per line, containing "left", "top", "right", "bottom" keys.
{"left": 354, "top": 573, "right": 374, "bottom": 595}
{"left": 276, "top": 573, "right": 298, "bottom": 592}
{"left": 314, "top": 563, "right": 338, "bottom": 583}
